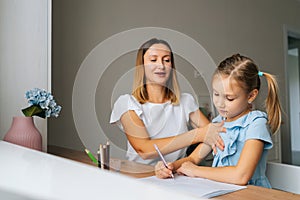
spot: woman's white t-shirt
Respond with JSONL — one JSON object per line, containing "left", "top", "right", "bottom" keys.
{"left": 110, "top": 93, "right": 199, "bottom": 165}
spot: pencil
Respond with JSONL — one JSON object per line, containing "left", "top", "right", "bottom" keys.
{"left": 105, "top": 141, "right": 110, "bottom": 169}
{"left": 97, "top": 149, "right": 101, "bottom": 168}
{"left": 84, "top": 149, "right": 98, "bottom": 164}
{"left": 100, "top": 144, "right": 107, "bottom": 169}
{"left": 154, "top": 144, "right": 174, "bottom": 179}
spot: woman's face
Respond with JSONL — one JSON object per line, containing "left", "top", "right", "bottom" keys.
{"left": 212, "top": 74, "right": 251, "bottom": 121}
{"left": 143, "top": 43, "right": 172, "bottom": 86}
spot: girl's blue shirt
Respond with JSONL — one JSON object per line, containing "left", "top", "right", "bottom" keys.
{"left": 212, "top": 110, "right": 273, "bottom": 188}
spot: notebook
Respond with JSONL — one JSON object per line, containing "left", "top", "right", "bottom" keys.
{"left": 140, "top": 175, "right": 246, "bottom": 198}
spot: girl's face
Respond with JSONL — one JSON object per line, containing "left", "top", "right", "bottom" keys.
{"left": 143, "top": 43, "right": 172, "bottom": 86}
{"left": 212, "top": 74, "right": 252, "bottom": 122}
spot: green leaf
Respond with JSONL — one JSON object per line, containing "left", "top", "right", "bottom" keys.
{"left": 22, "top": 105, "right": 46, "bottom": 118}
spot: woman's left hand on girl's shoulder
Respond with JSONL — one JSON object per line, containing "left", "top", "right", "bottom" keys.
{"left": 202, "top": 122, "right": 226, "bottom": 152}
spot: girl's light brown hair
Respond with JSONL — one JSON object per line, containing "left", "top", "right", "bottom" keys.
{"left": 214, "top": 54, "right": 282, "bottom": 134}
{"left": 132, "top": 38, "right": 180, "bottom": 105}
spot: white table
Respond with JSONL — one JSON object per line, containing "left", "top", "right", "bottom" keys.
{"left": 0, "top": 141, "right": 199, "bottom": 200}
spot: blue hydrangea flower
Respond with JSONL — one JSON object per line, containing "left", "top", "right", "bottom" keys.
{"left": 22, "top": 88, "right": 62, "bottom": 118}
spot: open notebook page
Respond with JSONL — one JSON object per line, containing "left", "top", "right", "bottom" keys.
{"left": 140, "top": 175, "right": 246, "bottom": 198}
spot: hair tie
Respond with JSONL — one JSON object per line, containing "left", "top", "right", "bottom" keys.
{"left": 258, "top": 71, "right": 264, "bottom": 77}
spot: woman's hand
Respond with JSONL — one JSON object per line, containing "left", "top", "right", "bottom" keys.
{"left": 176, "top": 161, "right": 199, "bottom": 177}
{"left": 202, "top": 122, "right": 226, "bottom": 153}
{"left": 155, "top": 161, "right": 174, "bottom": 179}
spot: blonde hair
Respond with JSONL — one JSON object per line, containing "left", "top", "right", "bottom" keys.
{"left": 214, "top": 54, "right": 282, "bottom": 134}
{"left": 132, "top": 38, "right": 180, "bottom": 105}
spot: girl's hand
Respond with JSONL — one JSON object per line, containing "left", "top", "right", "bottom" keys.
{"left": 202, "top": 122, "right": 226, "bottom": 153}
{"left": 176, "top": 161, "right": 198, "bottom": 177}
{"left": 155, "top": 161, "right": 174, "bottom": 179}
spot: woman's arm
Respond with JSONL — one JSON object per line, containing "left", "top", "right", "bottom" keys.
{"left": 190, "top": 109, "right": 225, "bottom": 151}
{"left": 121, "top": 110, "right": 223, "bottom": 160}
{"left": 177, "top": 139, "right": 264, "bottom": 185}
{"left": 189, "top": 109, "right": 209, "bottom": 128}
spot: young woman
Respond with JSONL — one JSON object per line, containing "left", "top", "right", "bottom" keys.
{"left": 110, "top": 38, "right": 225, "bottom": 165}
{"left": 155, "top": 54, "right": 282, "bottom": 188}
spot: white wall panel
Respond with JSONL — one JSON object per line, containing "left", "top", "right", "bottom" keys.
{"left": 0, "top": 0, "right": 51, "bottom": 151}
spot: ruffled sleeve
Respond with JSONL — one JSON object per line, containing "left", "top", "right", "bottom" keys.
{"left": 245, "top": 111, "right": 273, "bottom": 150}
{"left": 110, "top": 94, "right": 142, "bottom": 131}
{"left": 181, "top": 93, "right": 199, "bottom": 121}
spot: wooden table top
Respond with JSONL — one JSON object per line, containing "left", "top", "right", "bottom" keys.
{"left": 47, "top": 145, "right": 155, "bottom": 178}
{"left": 47, "top": 145, "right": 300, "bottom": 200}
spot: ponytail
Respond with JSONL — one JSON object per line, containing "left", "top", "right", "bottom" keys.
{"left": 262, "top": 72, "right": 282, "bottom": 134}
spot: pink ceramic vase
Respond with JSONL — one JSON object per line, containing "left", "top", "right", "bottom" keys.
{"left": 4, "top": 116, "right": 42, "bottom": 151}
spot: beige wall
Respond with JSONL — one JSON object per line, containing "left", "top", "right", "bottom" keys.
{"left": 50, "top": 0, "right": 300, "bottom": 160}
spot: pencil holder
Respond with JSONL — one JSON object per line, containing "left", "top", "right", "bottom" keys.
{"left": 98, "top": 142, "right": 110, "bottom": 170}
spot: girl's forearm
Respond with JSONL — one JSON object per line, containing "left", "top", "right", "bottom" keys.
{"left": 171, "top": 143, "right": 212, "bottom": 171}
{"left": 190, "top": 166, "right": 249, "bottom": 185}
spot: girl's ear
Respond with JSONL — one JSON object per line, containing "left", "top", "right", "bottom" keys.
{"left": 247, "top": 89, "right": 259, "bottom": 104}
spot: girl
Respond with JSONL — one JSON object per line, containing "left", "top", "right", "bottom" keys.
{"left": 155, "top": 54, "right": 282, "bottom": 188}
{"left": 110, "top": 38, "right": 225, "bottom": 165}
